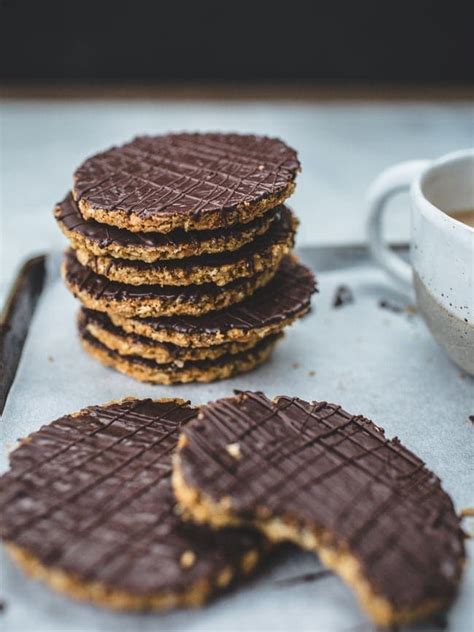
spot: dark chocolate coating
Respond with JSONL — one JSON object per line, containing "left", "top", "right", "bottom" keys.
{"left": 179, "top": 391, "right": 465, "bottom": 610}
{"left": 0, "top": 399, "right": 265, "bottom": 596}
{"left": 83, "top": 307, "right": 176, "bottom": 348}
{"left": 79, "top": 206, "right": 295, "bottom": 273}
{"left": 73, "top": 133, "right": 299, "bottom": 219}
{"left": 80, "top": 324, "right": 280, "bottom": 371}
{"left": 63, "top": 249, "right": 268, "bottom": 302}
{"left": 81, "top": 308, "right": 252, "bottom": 357}
{"left": 123, "top": 256, "right": 316, "bottom": 334}
{"left": 55, "top": 192, "right": 281, "bottom": 250}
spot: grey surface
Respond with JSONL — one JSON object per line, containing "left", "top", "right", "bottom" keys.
{"left": 1, "top": 99, "right": 473, "bottom": 305}
{"left": 1, "top": 249, "right": 473, "bottom": 632}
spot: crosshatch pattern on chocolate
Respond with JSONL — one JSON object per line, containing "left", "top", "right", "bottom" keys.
{"left": 117, "top": 256, "right": 317, "bottom": 337}
{"left": 73, "top": 133, "right": 300, "bottom": 220}
{"left": 0, "top": 399, "right": 265, "bottom": 596}
{"left": 178, "top": 391, "right": 466, "bottom": 610}
{"left": 55, "top": 192, "right": 282, "bottom": 257}
{"left": 79, "top": 325, "right": 281, "bottom": 374}
{"left": 74, "top": 206, "right": 295, "bottom": 274}
{"left": 81, "top": 308, "right": 264, "bottom": 361}
{"left": 63, "top": 248, "right": 272, "bottom": 303}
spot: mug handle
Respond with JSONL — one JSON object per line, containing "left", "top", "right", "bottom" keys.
{"left": 367, "top": 160, "right": 430, "bottom": 288}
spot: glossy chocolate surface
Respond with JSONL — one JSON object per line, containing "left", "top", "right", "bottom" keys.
{"left": 179, "top": 391, "right": 465, "bottom": 609}
{"left": 0, "top": 399, "right": 265, "bottom": 595}
{"left": 73, "top": 133, "right": 299, "bottom": 220}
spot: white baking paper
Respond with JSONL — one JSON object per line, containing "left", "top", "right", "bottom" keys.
{"left": 1, "top": 249, "right": 473, "bottom": 632}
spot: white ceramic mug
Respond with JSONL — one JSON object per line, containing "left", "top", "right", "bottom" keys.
{"left": 367, "top": 148, "right": 474, "bottom": 374}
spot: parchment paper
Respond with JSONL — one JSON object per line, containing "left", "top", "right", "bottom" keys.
{"left": 1, "top": 250, "right": 472, "bottom": 632}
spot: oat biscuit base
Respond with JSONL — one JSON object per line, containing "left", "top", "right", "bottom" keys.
{"left": 72, "top": 207, "right": 297, "bottom": 287}
{"left": 62, "top": 249, "right": 276, "bottom": 318}
{"left": 173, "top": 391, "right": 466, "bottom": 627}
{"left": 73, "top": 133, "right": 299, "bottom": 232}
{"left": 109, "top": 255, "right": 316, "bottom": 347}
{"left": 55, "top": 193, "right": 281, "bottom": 262}
{"left": 81, "top": 308, "right": 265, "bottom": 364}
{"left": 0, "top": 398, "right": 267, "bottom": 610}
{"left": 80, "top": 326, "right": 281, "bottom": 384}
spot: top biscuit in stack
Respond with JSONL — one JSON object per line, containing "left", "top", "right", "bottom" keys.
{"left": 56, "top": 133, "right": 316, "bottom": 384}
{"left": 71, "top": 133, "right": 299, "bottom": 232}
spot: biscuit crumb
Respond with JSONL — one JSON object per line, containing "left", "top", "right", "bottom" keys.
{"left": 48, "top": 356, "right": 54, "bottom": 363}
{"left": 216, "top": 566, "right": 233, "bottom": 587}
{"left": 180, "top": 550, "right": 196, "bottom": 568}
{"left": 292, "top": 362, "right": 300, "bottom": 369}
{"left": 308, "top": 370, "right": 316, "bottom": 376}
{"left": 226, "top": 443, "right": 241, "bottom": 460}
{"left": 177, "top": 435, "right": 188, "bottom": 449}
{"left": 459, "top": 508, "right": 474, "bottom": 539}
{"left": 241, "top": 549, "right": 259, "bottom": 574}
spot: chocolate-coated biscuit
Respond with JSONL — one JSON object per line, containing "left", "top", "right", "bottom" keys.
{"left": 62, "top": 249, "right": 276, "bottom": 318}
{"left": 0, "top": 398, "right": 266, "bottom": 610}
{"left": 55, "top": 193, "right": 281, "bottom": 262}
{"left": 173, "top": 391, "right": 466, "bottom": 627}
{"left": 72, "top": 207, "right": 297, "bottom": 287}
{"left": 81, "top": 308, "right": 267, "bottom": 364}
{"left": 80, "top": 327, "right": 281, "bottom": 384}
{"left": 73, "top": 133, "right": 299, "bottom": 233}
{"left": 109, "top": 256, "right": 316, "bottom": 347}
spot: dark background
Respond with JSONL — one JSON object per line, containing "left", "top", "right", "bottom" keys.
{"left": 0, "top": 0, "right": 473, "bottom": 85}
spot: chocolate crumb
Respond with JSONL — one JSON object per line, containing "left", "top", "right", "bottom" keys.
{"left": 378, "top": 299, "right": 403, "bottom": 313}
{"left": 275, "top": 569, "right": 333, "bottom": 586}
{"left": 292, "top": 362, "right": 300, "bottom": 369}
{"left": 468, "top": 415, "right": 474, "bottom": 424}
{"left": 0, "top": 600, "right": 6, "bottom": 613}
{"left": 333, "top": 285, "right": 354, "bottom": 308}
{"left": 308, "top": 370, "right": 316, "bottom": 376}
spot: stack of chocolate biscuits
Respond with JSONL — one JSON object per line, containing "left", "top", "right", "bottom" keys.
{"left": 55, "top": 133, "right": 316, "bottom": 384}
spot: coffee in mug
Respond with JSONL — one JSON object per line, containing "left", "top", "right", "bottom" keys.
{"left": 367, "top": 149, "right": 474, "bottom": 374}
